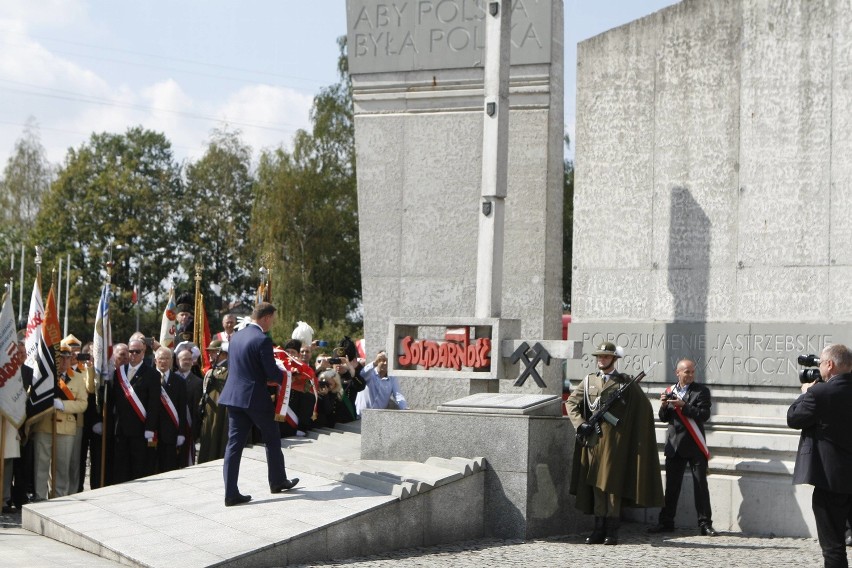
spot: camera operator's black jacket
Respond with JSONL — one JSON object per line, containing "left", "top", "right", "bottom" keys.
{"left": 788, "top": 372, "right": 852, "bottom": 493}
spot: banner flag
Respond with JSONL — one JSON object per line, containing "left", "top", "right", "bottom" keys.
{"left": 0, "top": 293, "right": 27, "bottom": 427}
{"left": 159, "top": 288, "right": 177, "bottom": 348}
{"left": 24, "top": 277, "right": 55, "bottom": 424}
{"left": 92, "top": 281, "right": 113, "bottom": 384}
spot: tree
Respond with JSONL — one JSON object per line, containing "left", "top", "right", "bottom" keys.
{"left": 28, "top": 126, "right": 182, "bottom": 341}
{"left": 180, "top": 128, "right": 255, "bottom": 317}
{"left": 563, "top": 134, "right": 574, "bottom": 312}
{"left": 251, "top": 36, "right": 360, "bottom": 338}
{"left": 0, "top": 118, "right": 54, "bottom": 258}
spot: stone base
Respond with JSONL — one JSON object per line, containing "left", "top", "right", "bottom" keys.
{"left": 625, "top": 470, "right": 816, "bottom": 538}
{"left": 361, "top": 404, "right": 580, "bottom": 539}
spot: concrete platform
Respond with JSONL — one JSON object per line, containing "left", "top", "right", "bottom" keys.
{"left": 20, "top": 426, "right": 485, "bottom": 567}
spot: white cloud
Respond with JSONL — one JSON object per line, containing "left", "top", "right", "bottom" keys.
{"left": 0, "top": 2, "right": 318, "bottom": 170}
{"left": 0, "top": 0, "right": 89, "bottom": 29}
{"left": 214, "top": 84, "right": 314, "bottom": 157}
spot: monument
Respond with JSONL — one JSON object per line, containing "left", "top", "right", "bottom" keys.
{"left": 571, "top": 0, "right": 852, "bottom": 537}
{"left": 347, "top": 0, "right": 580, "bottom": 538}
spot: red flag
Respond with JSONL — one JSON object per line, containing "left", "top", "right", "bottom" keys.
{"left": 196, "top": 301, "right": 212, "bottom": 373}
{"left": 43, "top": 285, "right": 62, "bottom": 348}
{"left": 131, "top": 286, "right": 138, "bottom": 305}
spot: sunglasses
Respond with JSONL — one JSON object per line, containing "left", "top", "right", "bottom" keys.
{"left": 128, "top": 350, "right": 142, "bottom": 355}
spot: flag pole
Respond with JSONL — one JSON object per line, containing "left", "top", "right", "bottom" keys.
{"left": 100, "top": 249, "right": 113, "bottom": 488}
{"left": 57, "top": 257, "right": 63, "bottom": 335}
{"left": 0, "top": 417, "right": 6, "bottom": 505}
{"left": 63, "top": 253, "right": 70, "bottom": 337}
{"left": 18, "top": 244, "right": 24, "bottom": 326}
{"left": 0, "top": 286, "right": 6, "bottom": 504}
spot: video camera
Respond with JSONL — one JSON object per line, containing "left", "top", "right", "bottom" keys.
{"left": 797, "top": 354, "right": 822, "bottom": 384}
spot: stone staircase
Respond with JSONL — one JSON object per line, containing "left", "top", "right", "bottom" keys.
{"left": 22, "top": 424, "right": 487, "bottom": 567}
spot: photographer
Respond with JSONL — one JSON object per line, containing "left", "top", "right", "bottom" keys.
{"left": 788, "top": 344, "right": 852, "bottom": 568}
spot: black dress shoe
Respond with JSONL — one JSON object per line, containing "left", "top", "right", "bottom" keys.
{"left": 603, "top": 518, "right": 620, "bottom": 545}
{"left": 585, "top": 516, "right": 606, "bottom": 544}
{"left": 224, "top": 493, "right": 252, "bottom": 507}
{"left": 647, "top": 524, "right": 675, "bottom": 534}
{"left": 270, "top": 478, "right": 299, "bottom": 493}
{"left": 700, "top": 523, "right": 718, "bottom": 536}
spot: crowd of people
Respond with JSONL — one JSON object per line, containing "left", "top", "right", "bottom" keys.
{"left": 1, "top": 303, "right": 408, "bottom": 513}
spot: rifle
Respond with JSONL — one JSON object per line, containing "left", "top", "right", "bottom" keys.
{"left": 575, "top": 361, "right": 660, "bottom": 448}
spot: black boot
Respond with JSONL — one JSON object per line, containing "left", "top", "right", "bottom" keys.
{"left": 603, "top": 517, "right": 620, "bottom": 545}
{"left": 585, "top": 516, "right": 606, "bottom": 544}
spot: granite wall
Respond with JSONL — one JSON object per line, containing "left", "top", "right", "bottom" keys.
{"left": 348, "top": 0, "right": 565, "bottom": 401}
{"left": 572, "top": 0, "right": 852, "bottom": 537}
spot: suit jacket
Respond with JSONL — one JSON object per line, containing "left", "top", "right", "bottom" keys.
{"left": 659, "top": 382, "right": 712, "bottom": 460}
{"left": 219, "top": 324, "right": 282, "bottom": 411}
{"left": 156, "top": 370, "right": 186, "bottom": 444}
{"left": 788, "top": 373, "right": 852, "bottom": 494}
{"left": 112, "top": 362, "right": 160, "bottom": 437}
{"left": 183, "top": 372, "right": 203, "bottom": 434}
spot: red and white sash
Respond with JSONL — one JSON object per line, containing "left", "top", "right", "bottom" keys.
{"left": 160, "top": 379, "right": 180, "bottom": 429}
{"left": 666, "top": 384, "right": 711, "bottom": 460}
{"left": 118, "top": 365, "right": 147, "bottom": 423}
{"left": 274, "top": 367, "right": 298, "bottom": 428}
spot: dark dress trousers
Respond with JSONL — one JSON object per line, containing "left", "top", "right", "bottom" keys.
{"left": 178, "top": 371, "right": 203, "bottom": 467}
{"left": 111, "top": 363, "right": 160, "bottom": 483}
{"left": 219, "top": 324, "right": 288, "bottom": 499}
{"left": 657, "top": 382, "right": 712, "bottom": 527}
{"left": 788, "top": 373, "right": 852, "bottom": 568}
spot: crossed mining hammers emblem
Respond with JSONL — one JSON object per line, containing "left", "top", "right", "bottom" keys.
{"left": 511, "top": 342, "right": 551, "bottom": 388}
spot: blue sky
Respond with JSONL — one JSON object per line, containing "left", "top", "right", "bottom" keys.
{"left": 0, "top": 0, "right": 677, "bottom": 168}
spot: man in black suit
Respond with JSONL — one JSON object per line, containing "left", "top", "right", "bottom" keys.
{"left": 153, "top": 347, "right": 186, "bottom": 473}
{"left": 649, "top": 359, "right": 716, "bottom": 536}
{"left": 788, "top": 343, "right": 852, "bottom": 568}
{"left": 111, "top": 338, "right": 160, "bottom": 483}
{"left": 175, "top": 348, "right": 202, "bottom": 467}
{"left": 220, "top": 302, "right": 298, "bottom": 506}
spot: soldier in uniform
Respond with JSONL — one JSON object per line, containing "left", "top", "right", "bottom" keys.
{"left": 565, "top": 341, "right": 663, "bottom": 545}
{"left": 198, "top": 339, "right": 229, "bottom": 463}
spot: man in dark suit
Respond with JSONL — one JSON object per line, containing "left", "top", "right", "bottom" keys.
{"left": 649, "top": 359, "right": 716, "bottom": 536}
{"left": 220, "top": 302, "right": 298, "bottom": 506}
{"left": 175, "top": 348, "right": 202, "bottom": 467}
{"left": 153, "top": 347, "right": 186, "bottom": 473}
{"left": 111, "top": 338, "right": 160, "bottom": 483}
{"left": 788, "top": 343, "right": 852, "bottom": 568}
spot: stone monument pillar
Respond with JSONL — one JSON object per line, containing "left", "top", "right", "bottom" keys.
{"left": 348, "top": 0, "right": 565, "bottom": 406}
{"left": 347, "top": 0, "right": 578, "bottom": 540}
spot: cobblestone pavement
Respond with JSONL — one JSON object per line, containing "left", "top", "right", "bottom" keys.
{"left": 1, "top": 506, "right": 834, "bottom": 568}
{"left": 293, "top": 523, "right": 828, "bottom": 568}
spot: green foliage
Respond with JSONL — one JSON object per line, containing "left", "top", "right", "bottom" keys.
{"left": 252, "top": 36, "right": 361, "bottom": 341}
{"left": 181, "top": 128, "right": 256, "bottom": 317}
{"left": 0, "top": 118, "right": 53, "bottom": 269}
{"left": 563, "top": 134, "right": 574, "bottom": 312}
{"left": 28, "top": 126, "right": 182, "bottom": 342}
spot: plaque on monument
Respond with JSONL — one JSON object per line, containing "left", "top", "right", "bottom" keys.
{"left": 347, "top": 0, "right": 553, "bottom": 74}
{"left": 437, "top": 392, "right": 561, "bottom": 416}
